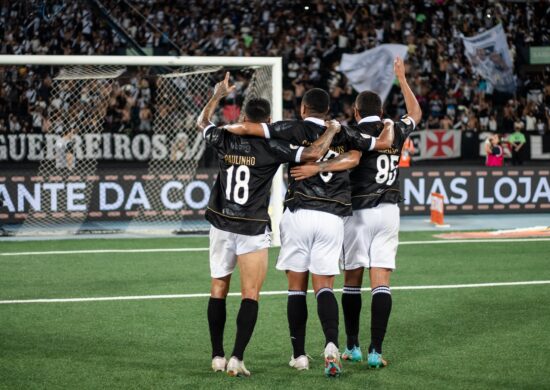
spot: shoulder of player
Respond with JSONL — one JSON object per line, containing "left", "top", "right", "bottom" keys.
{"left": 344, "top": 122, "right": 382, "bottom": 137}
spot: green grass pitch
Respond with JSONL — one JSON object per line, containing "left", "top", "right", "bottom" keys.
{"left": 1, "top": 232, "right": 550, "bottom": 389}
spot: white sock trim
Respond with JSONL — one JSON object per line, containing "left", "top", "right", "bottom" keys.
{"left": 288, "top": 290, "right": 307, "bottom": 296}
{"left": 343, "top": 286, "right": 362, "bottom": 294}
{"left": 371, "top": 286, "right": 391, "bottom": 296}
{"left": 315, "top": 287, "right": 333, "bottom": 299}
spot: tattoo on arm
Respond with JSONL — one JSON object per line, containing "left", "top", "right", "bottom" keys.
{"left": 301, "top": 126, "right": 338, "bottom": 161}
{"left": 318, "top": 150, "right": 362, "bottom": 172}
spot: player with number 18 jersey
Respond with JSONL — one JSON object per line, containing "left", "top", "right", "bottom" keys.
{"left": 198, "top": 74, "right": 340, "bottom": 378}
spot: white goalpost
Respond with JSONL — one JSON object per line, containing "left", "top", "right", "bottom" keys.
{"left": 0, "top": 55, "right": 285, "bottom": 244}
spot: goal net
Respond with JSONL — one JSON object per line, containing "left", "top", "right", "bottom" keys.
{"left": 0, "top": 56, "right": 282, "bottom": 237}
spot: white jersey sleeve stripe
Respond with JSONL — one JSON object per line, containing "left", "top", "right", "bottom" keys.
{"left": 202, "top": 123, "right": 216, "bottom": 139}
{"left": 261, "top": 123, "right": 271, "bottom": 139}
{"left": 295, "top": 146, "right": 305, "bottom": 163}
{"left": 369, "top": 138, "right": 376, "bottom": 151}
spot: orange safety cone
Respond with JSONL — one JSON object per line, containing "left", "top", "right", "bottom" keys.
{"left": 430, "top": 192, "right": 445, "bottom": 226}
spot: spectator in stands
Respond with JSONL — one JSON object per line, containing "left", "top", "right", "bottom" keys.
{"left": 440, "top": 115, "right": 453, "bottom": 130}
{"left": 8, "top": 114, "right": 21, "bottom": 133}
{"left": 523, "top": 103, "right": 537, "bottom": 132}
{"left": 488, "top": 114, "right": 498, "bottom": 132}
{"left": 485, "top": 134, "right": 504, "bottom": 167}
{"left": 508, "top": 122, "right": 527, "bottom": 166}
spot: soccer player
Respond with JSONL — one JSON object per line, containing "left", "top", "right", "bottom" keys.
{"left": 197, "top": 73, "right": 342, "bottom": 377}
{"left": 223, "top": 88, "right": 394, "bottom": 377}
{"left": 289, "top": 56, "right": 422, "bottom": 368}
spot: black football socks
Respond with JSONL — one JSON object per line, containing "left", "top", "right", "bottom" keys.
{"left": 316, "top": 288, "right": 339, "bottom": 347}
{"left": 287, "top": 291, "right": 308, "bottom": 358}
{"left": 369, "top": 286, "right": 392, "bottom": 354}
{"left": 342, "top": 285, "right": 362, "bottom": 349}
{"left": 207, "top": 297, "right": 226, "bottom": 358}
{"left": 231, "top": 298, "right": 259, "bottom": 361}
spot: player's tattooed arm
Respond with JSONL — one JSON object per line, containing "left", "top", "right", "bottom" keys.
{"left": 197, "top": 72, "right": 236, "bottom": 131}
{"left": 290, "top": 150, "right": 362, "bottom": 181}
{"left": 394, "top": 56, "right": 422, "bottom": 125}
{"left": 299, "top": 119, "right": 341, "bottom": 162}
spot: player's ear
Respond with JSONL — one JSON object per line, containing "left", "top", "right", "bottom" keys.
{"left": 354, "top": 106, "right": 360, "bottom": 121}
{"left": 266, "top": 116, "right": 272, "bottom": 124}
{"left": 300, "top": 103, "right": 306, "bottom": 118}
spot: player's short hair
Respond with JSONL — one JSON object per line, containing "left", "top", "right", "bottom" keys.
{"left": 355, "top": 91, "right": 382, "bottom": 118}
{"left": 302, "top": 88, "right": 330, "bottom": 115}
{"left": 244, "top": 98, "right": 271, "bottom": 123}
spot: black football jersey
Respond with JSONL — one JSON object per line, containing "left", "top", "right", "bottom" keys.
{"left": 203, "top": 125, "right": 304, "bottom": 235}
{"left": 262, "top": 118, "right": 376, "bottom": 217}
{"left": 348, "top": 115, "right": 416, "bottom": 210}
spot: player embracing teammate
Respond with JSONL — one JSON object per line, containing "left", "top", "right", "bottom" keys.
{"left": 198, "top": 56, "right": 420, "bottom": 378}
{"left": 291, "top": 56, "right": 422, "bottom": 368}
{"left": 197, "top": 73, "right": 343, "bottom": 377}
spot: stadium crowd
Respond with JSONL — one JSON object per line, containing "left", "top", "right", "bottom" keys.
{"left": 0, "top": 0, "right": 549, "bottom": 136}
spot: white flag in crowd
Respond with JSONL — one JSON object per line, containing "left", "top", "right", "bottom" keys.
{"left": 462, "top": 24, "right": 516, "bottom": 93}
{"left": 338, "top": 44, "right": 408, "bottom": 102}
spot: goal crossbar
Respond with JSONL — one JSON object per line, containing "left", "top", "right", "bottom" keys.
{"left": 0, "top": 55, "right": 282, "bottom": 118}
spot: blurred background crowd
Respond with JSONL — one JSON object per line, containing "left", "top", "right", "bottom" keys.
{"left": 0, "top": 0, "right": 549, "bottom": 138}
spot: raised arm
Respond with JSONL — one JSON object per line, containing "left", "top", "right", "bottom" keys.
{"left": 196, "top": 72, "right": 236, "bottom": 131}
{"left": 394, "top": 56, "right": 422, "bottom": 125}
{"left": 299, "top": 120, "right": 341, "bottom": 162}
{"left": 290, "top": 150, "right": 362, "bottom": 181}
{"left": 372, "top": 119, "right": 395, "bottom": 150}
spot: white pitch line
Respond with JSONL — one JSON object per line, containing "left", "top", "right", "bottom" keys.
{"left": 2, "top": 237, "right": 550, "bottom": 257}
{"left": 0, "top": 247, "right": 209, "bottom": 256}
{"left": 1, "top": 280, "right": 549, "bottom": 305}
{"left": 399, "top": 238, "right": 550, "bottom": 245}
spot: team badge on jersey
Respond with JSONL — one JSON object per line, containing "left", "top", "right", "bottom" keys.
{"left": 401, "top": 115, "right": 412, "bottom": 126}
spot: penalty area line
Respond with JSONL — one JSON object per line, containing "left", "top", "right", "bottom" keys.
{"left": 2, "top": 237, "right": 550, "bottom": 257}
{"left": 1, "top": 280, "right": 550, "bottom": 305}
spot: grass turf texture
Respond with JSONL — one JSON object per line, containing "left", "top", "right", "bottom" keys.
{"left": 1, "top": 233, "right": 549, "bottom": 389}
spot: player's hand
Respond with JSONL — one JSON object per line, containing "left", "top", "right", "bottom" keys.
{"left": 394, "top": 56, "right": 406, "bottom": 79}
{"left": 214, "top": 72, "right": 236, "bottom": 98}
{"left": 325, "top": 119, "right": 341, "bottom": 133}
{"left": 290, "top": 163, "right": 320, "bottom": 181}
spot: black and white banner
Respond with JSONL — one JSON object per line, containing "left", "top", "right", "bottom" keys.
{"left": 0, "top": 171, "right": 216, "bottom": 222}
{"left": 462, "top": 24, "right": 516, "bottom": 93}
{"left": 2, "top": 132, "right": 549, "bottom": 163}
{"left": 0, "top": 133, "right": 204, "bottom": 162}
{"left": 338, "top": 44, "right": 408, "bottom": 101}
{"left": 400, "top": 167, "right": 550, "bottom": 214}
{"left": 1, "top": 167, "right": 549, "bottom": 224}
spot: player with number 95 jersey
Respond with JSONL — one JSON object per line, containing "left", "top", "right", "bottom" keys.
{"left": 290, "top": 56, "right": 422, "bottom": 369}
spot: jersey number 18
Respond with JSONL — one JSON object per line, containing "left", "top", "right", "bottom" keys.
{"left": 226, "top": 165, "right": 250, "bottom": 205}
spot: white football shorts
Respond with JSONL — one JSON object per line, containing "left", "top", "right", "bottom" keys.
{"left": 209, "top": 225, "right": 271, "bottom": 278}
{"left": 341, "top": 203, "right": 400, "bottom": 270}
{"left": 276, "top": 208, "right": 344, "bottom": 275}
